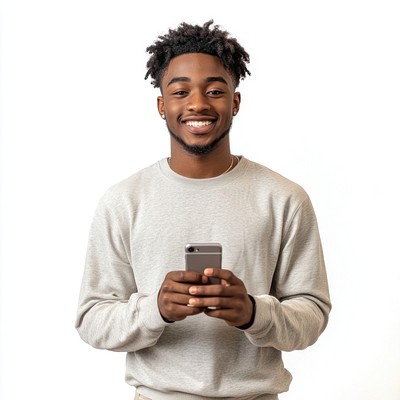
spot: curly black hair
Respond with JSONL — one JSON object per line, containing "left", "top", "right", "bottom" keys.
{"left": 144, "top": 20, "right": 250, "bottom": 89}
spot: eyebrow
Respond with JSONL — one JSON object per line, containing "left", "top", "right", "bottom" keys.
{"left": 166, "top": 76, "right": 229, "bottom": 87}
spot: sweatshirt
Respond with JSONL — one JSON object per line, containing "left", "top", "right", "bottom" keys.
{"left": 75, "top": 157, "right": 331, "bottom": 399}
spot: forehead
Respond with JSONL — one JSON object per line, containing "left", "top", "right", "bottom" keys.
{"left": 161, "top": 53, "right": 234, "bottom": 88}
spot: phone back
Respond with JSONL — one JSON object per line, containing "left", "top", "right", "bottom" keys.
{"left": 185, "top": 243, "right": 222, "bottom": 284}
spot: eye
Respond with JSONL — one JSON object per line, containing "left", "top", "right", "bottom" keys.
{"left": 172, "top": 90, "right": 188, "bottom": 96}
{"left": 207, "top": 90, "right": 224, "bottom": 96}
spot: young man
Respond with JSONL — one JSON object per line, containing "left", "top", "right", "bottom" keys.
{"left": 76, "top": 20, "right": 331, "bottom": 400}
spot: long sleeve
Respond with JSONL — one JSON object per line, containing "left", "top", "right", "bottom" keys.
{"left": 245, "top": 196, "right": 331, "bottom": 351}
{"left": 75, "top": 193, "right": 168, "bottom": 352}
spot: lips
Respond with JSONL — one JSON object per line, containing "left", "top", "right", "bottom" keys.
{"left": 181, "top": 115, "right": 216, "bottom": 131}
{"left": 182, "top": 119, "right": 214, "bottom": 135}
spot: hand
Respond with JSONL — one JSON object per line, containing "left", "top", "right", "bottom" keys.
{"left": 187, "top": 268, "right": 254, "bottom": 328}
{"left": 158, "top": 271, "right": 209, "bottom": 322}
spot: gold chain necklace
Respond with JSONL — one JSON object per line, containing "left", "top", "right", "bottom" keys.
{"left": 167, "top": 155, "right": 239, "bottom": 176}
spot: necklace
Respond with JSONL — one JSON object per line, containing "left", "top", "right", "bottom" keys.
{"left": 222, "top": 155, "right": 235, "bottom": 174}
{"left": 167, "top": 155, "right": 239, "bottom": 176}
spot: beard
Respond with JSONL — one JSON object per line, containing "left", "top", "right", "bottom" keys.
{"left": 167, "top": 122, "right": 232, "bottom": 156}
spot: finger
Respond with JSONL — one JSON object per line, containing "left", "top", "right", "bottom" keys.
{"left": 163, "top": 304, "right": 206, "bottom": 321}
{"left": 204, "top": 307, "right": 239, "bottom": 325}
{"left": 162, "top": 293, "right": 194, "bottom": 305}
{"left": 189, "top": 283, "right": 228, "bottom": 297}
{"left": 187, "top": 295, "right": 237, "bottom": 309}
{"left": 167, "top": 270, "right": 209, "bottom": 284}
{"left": 204, "top": 295, "right": 255, "bottom": 327}
{"left": 189, "top": 277, "right": 243, "bottom": 297}
{"left": 203, "top": 268, "right": 242, "bottom": 286}
{"left": 175, "top": 303, "right": 205, "bottom": 315}
{"left": 204, "top": 303, "right": 253, "bottom": 326}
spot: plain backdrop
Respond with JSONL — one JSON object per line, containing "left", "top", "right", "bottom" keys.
{"left": 1, "top": 1, "right": 399, "bottom": 399}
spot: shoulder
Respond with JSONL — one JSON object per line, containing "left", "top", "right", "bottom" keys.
{"left": 242, "top": 159, "right": 320, "bottom": 233}
{"left": 97, "top": 160, "right": 162, "bottom": 212}
{"left": 242, "top": 158, "right": 309, "bottom": 203}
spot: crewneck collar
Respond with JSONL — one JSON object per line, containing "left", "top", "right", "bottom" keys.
{"left": 158, "top": 156, "right": 247, "bottom": 188}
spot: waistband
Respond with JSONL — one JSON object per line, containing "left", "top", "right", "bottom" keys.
{"left": 135, "top": 387, "right": 279, "bottom": 400}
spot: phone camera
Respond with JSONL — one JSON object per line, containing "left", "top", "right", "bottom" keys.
{"left": 188, "top": 247, "right": 194, "bottom": 252}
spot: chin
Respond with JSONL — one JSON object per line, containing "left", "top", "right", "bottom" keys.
{"left": 168, "top": 124, "right": 231, "bottom": 156}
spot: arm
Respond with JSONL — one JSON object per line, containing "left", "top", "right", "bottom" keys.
{"left": 245, "top": 196, "right": 331, "bottom": 351}
{"left": 75, "top": 196, "right": 169, "bottom": 352}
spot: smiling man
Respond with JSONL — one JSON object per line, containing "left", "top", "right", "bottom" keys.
{"left": 158, "top": 53, "right": 240, "bottom": 166}
{"left": 76, "top": 20, "right": 331, "bottom": 400}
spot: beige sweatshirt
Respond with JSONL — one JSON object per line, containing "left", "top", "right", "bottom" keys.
{"left": 76, "top": 157, "right": 331, "bottom": 399}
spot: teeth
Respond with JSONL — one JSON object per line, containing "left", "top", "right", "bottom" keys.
{"left": 186, "top": 121, "right": 212, "bottom": 127}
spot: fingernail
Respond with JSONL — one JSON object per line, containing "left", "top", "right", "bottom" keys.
{"left": 189, "top": 287, "right": 197, "bottom": 294}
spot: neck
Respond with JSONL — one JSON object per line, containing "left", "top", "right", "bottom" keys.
{"left": 168, "top": 150, "right": 238, "bottom": 179}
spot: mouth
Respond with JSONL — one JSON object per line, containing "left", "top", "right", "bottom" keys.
{"left": 181, "top": 117, "right": 216, "bottom": 134}
{"left": 185, "top": 120, "right": 213, "bottom": 128}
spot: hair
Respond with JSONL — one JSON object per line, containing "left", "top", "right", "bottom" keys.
{"left": 144, "top": 20, "right": 251, "bottom": 89}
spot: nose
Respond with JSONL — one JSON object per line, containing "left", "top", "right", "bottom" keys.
{"left": 186, "top": 91, "right": 210, "bottom": 113}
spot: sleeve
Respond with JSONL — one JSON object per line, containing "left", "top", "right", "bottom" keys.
{"left": 244, "top": 195, "right": 331, "bottom": 351}
{"left": 75, "top": 193, "right": 169, "bottom": 352}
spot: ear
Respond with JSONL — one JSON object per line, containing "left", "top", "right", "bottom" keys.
{"left": 157, "top": 96, "right": 165, "bottom": 118}
{"left": 233, "top": 92, "right": 241, "bottom": 115}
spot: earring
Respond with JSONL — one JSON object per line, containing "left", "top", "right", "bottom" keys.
{"left": 233, "top": 110, "right": 237, "bottom": 116}
{"left": 161, "top": 114, "right": 166, "bottom": 119}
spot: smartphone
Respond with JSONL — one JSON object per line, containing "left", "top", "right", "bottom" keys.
{"left": 185, "top": 243, "right": 222, "bottom": 284}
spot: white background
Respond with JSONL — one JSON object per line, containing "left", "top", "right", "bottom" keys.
{"left": 1, "top": 1, "right": 399, "bottom": 399}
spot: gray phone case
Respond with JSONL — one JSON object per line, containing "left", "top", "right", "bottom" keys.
{"left": 185, "top": 243, "right": 222, "bottom": 284}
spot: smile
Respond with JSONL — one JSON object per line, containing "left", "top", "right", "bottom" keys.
{"left": 185, "top": 121, "right": 213, "bottom": 127}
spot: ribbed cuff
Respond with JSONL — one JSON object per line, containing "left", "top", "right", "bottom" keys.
{"left": 236, "top": 295, "right": 256, "bottom": 330}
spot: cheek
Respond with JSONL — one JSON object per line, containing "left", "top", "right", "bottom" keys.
{"left": 218, "top": 104, "right": 234, "bottom": 119}
{"left": 164, "top": 101, "right": 182, "bottom": 118}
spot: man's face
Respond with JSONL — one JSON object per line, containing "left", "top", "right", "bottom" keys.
{"left": 158, "top": 53, "right": 240, "bottom": 155}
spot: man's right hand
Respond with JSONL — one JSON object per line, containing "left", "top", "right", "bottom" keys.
{"left": 158, "top": 271, "right": 209, "bottom": 322}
